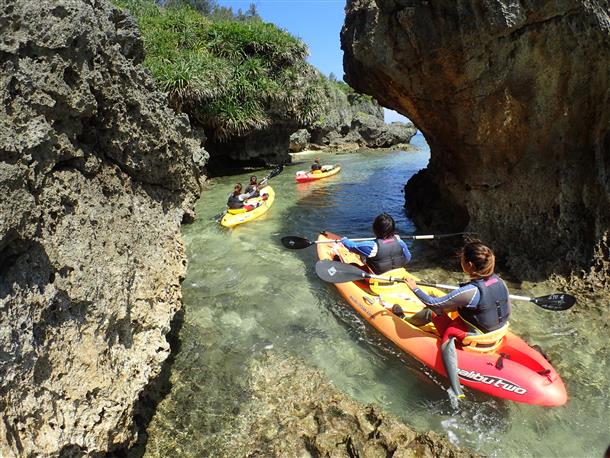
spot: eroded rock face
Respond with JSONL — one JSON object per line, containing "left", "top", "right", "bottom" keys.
{"left": 0, "top": 0, "right": 206, "bottom": 454}
{"left": 342, "top": 0, "right": 610, "bottom": 280}
{"left": 220, "top": 353, "right": 480, "bottom": 458}
{"left": 290, "top": 90, "right": 417, "bottom": 152}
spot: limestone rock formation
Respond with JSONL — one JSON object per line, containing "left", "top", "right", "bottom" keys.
{"left": 0, "top": 0, "right": 206, "bottom": 455}
{"left": 220, "top": 353, "right": 480, "bottom": 458}
{"left": 342, "top": 0, "right": 610, "bottom": 280}
{"left": 290, "top": 89, "right": 417, "bottom": 152}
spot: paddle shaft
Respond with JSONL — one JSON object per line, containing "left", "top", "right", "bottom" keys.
{"left": 315, "top": 261, "right": 575, "bottom": 310}
{"left": 315, "top": 237, "right": 375, "bottom": 244}
{"left": 417, "top": 281, "right": 541, "bottom": 303}
{"left": 319, "top": 232, "right": 474, "bottom": 243}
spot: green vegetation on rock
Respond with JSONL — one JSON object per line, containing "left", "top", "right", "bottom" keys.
{"left": 113, "top": 0, "right": 327, "bottom": 141}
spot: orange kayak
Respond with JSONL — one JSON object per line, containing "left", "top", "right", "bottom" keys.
{"left": 316, "top": 231, "right": 567, "bottom": 406}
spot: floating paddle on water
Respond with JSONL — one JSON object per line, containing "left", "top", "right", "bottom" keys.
{"left": 214, "top": 164, "right": 284, "bottom": 221}
{"left": 282, "top": 232, "right": 475, "bottom": 249}
{"left": 314, "top": 260, "right": 576, "bottom": 311}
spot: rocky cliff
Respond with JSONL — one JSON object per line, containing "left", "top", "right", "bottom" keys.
{"left": 290, "top": 84, "right": 418, "bottom": 153}
{"left": 342, "top": 0, "right": 610, "bottom": 281}
{"left": 0, "top": 0, "right": 206, "bottom": 455}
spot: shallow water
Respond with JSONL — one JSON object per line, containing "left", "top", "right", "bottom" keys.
{"left": 144, "top": 134, "right": 610, "bottom": 457}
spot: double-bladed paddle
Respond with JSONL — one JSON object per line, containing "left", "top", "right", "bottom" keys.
{"left": 314, "top": 260, "right": 576, "bottom": 311}
{"left": 281, "top": 232, "right": 474, "bottom": 250}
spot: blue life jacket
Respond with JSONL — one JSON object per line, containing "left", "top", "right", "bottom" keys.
{"left": 459, "top": 275, "right": 511, "bottom": 333}
{"left": 367, "top": 236, "right": 408, "bottom": 274}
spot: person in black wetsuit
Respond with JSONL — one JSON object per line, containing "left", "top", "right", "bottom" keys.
{"left": 405, "top": 240, "right": 511, "bottom": 399}
{"left": 311, "top": 158, "right": 322, "bottom": 172}
{"left": 227, "top": 183, "right": 258, "bottom": 211}
{"left": 341, "top": 213, "right": 412, "bottom": 274}
{"left": 244, "top": 175, "right": 260, "bottom": 197}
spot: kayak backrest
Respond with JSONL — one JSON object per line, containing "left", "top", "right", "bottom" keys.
{"left": 369, "top": 268, "right": 409, "bottom": 295}
{"left": 462, "top": 322, "right": 510, "bottom": 353}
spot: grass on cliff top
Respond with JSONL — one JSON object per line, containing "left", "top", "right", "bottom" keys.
{"left": 113, "top": 0, "right": 326, "bottom": 140}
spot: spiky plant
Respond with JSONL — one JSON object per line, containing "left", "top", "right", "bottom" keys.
{"left": 113, "top": 0, "right": 326, "bottom": 141}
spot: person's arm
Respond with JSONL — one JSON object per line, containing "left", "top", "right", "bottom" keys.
{"left": 341, "top": 238, "right": 377, "bottom": 258}
{"left": 410, "top": 283, "right": 479, "bottom": 314}
{"left": 398, "top": 239, "right": 412, "bottom": 263}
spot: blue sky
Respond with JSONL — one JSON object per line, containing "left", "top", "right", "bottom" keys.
{"left": 217, "top": 0, "right": 409, "bottom": 124}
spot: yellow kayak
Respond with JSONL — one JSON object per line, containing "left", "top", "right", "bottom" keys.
{"left": 220, "top": 186, "right": 275, "bottom": 228}
{"left": 295, "top": 165, "right": 341, "bottom": 182}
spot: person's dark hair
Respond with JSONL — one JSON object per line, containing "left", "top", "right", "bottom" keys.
{"left": 234, "top": 183, "right": 242, "bottom": 193}
{"left": 373, "top": 213, "right": 395, "bottom": 239}
{"left": 250, "top": 175, "right": 257, "bottom": 182}
{"left": 461, "top": 239, "right": 495, "bottom": 278}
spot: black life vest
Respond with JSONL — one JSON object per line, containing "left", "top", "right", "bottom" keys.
{"left": 367, "top": 236, "right": 408, "bottom": 274}
{"left": 311, "top": 163, "right": 322, "bottom": 171}
{"left": 227, "top": 193, "right": 243, "bottom": 209}
{"left": 458, "top": 275, "right": 511, "bottom": 333}
{"left": 245, "top": 184, "right": 259, "bottom": 197}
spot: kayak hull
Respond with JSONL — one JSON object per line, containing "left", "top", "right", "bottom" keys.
{"left": 316, "top": 232, "right": 567, "bottom": 406}
{"left": 295, "top": 165, "right": 341, "bottom": 182}
{"left": 220, "top": 186, "right": 275, "bottom": 228}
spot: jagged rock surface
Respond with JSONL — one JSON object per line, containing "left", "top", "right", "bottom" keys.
{"left": 290, "top": 90, "right": 417, "bottom": 152}
{"left": 342, "top": 0, "right": 610, "bottom": 280}
{"left": 0, "top": 0, "right": 207, "bottom": 455}
{"left": 220, "top": 353, "right": 481, "bottom": 458}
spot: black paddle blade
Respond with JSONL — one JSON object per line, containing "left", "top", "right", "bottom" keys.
{"left": 315, "top": 260, "right": 368, "bottom": 283}
{"left": 281, "top": 236, "right": 313, "bottom": 249}
{"left": 530, "top": 293, "right": 576, "bottom": 311}
{"left": 267, "top": 164, "right": 283, "bottom": 180}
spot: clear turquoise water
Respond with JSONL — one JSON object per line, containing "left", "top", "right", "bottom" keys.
{"left": 144, "top": 134, "right": 610, "bottom": 457}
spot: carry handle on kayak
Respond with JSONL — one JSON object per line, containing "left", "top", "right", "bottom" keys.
{"left": 315, "top": 261, "right": 576, "bottom": 311}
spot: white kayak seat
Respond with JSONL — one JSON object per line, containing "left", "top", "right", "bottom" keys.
{"left": 461, "top": 322, "right": 510, "bottom": 353}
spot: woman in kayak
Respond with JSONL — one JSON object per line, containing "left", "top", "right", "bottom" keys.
{"left": 405, "top": 240, "right": 511, "bottom": 399}
{"left": 341, "top": 213, "right": 412, "bottom": 274}
{"left": 311, "top": 158, "right": 322, "bottom": 172}
{"left": 227, "top": 183, "right": 259, "bottom": 211}
{"left": 244, "top": 175, "right": 260, "bottom": 197}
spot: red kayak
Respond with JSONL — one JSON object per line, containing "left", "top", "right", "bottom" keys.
{"left": 316, "top": 232, "right": 568, "bottom": 406}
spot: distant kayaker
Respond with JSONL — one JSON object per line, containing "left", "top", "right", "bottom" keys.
{"left": 405, "top": 239, "right": 511, "bottom": 399}
{"left": 341, "top": 213, "right": 412, "bottom": 274}
{"left": 311, "top": 157, "right": 322, "bottom": 172}
{"left": 227, "top": 183, "right": 259, "bottom": 211}
{"left": 244, "top": 175, "right": 260, "bottom": 197}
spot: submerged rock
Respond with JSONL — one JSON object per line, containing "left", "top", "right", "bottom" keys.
{"left": 221, "top": 353, "right": 480, "bottom": 457}
{"left": 342, "top": 0, "right": 610, "bottom": 281}
{"left": 0, "top": 0, "right": 206, "bottom": 454}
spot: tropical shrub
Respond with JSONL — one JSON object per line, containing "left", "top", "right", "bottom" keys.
{"left": 114, "top": 0, "right": 326, "bottom": 140}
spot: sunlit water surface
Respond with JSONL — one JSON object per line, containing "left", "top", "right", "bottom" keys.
{"left": 144, "top": 134, "right": 610, "bottom": 457}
